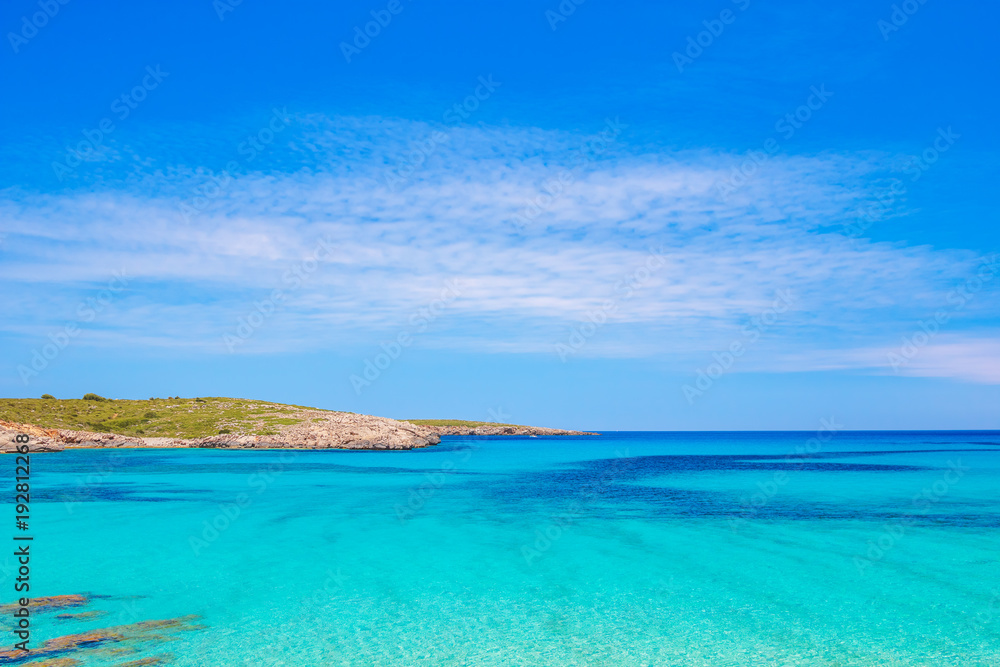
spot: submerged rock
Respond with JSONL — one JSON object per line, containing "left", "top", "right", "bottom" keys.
{"left": 0, "top": 628, "right": 122, "bottom": 663}
{"left": 0, "top": 594, "right": 89, "bottom": 614}
{"left": 55, "top": 611, "right": 109, "bottom": 622}
{"left": 0, "top": 614, "right": 201, "bottom": 664}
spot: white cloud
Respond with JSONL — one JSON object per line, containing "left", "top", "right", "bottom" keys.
{"left": 891, "top": 337, "right": 1000, "bottom": 384}
{"left": 0, "top": 115, "right": 997, "bottom": 382}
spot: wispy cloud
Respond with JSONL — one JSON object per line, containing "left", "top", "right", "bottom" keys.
{"left": 889, "top": 337, "right": 1000, "bottom": 384}
{"left": 1, "top": 115, "right": 996, "bottom": 382}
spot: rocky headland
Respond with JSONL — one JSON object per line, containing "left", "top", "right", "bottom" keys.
{"left": 0, "top": 397, "right": 596, "bottom": 452}
{"left": 419, "top": 423, "right": 597, "bottom": 436}
{"left": 0, "top": 411, "right": 440, "bottom": 452}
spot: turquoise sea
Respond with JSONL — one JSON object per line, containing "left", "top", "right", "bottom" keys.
{"left": 4, "top": 431, "right": 1000, "bottom": 666}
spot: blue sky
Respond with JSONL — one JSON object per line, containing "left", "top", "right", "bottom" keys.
{"left": 1, "top": 0, "right": 998, "bottom": 429}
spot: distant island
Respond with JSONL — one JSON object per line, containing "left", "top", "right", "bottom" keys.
{"left": 0, "top": 396, "right": 593, "bottom": 452}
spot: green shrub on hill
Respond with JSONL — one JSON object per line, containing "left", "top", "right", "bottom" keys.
{"left": 0, "top": 396, "right": 310, "bottom": 438}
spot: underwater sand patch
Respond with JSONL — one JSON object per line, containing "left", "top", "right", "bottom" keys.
{"left": 116, "top": 654, "right": 174, "bottom": 666}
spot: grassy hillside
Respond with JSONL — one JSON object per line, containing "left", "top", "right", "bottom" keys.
{"left": 405, "top": 419, "right": 527, "bottom": 428}
{"left": 0, "top": 396, "right": 316, "bottom": 438}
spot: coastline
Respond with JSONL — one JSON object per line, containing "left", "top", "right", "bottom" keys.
{"left": 0, "top": 410, "right": 595, "bottom": 452}
{"left": 421, "top": 424, "right": 598, "bottom": 437}
{"left": 0, "top": 412, "right": 441, "bottom": 452}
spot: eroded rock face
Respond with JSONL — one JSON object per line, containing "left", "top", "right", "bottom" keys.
{"left": 1, "top": 420, "right": 148, "bottom": 451}
{"left": 51, "top": 430, "right": 145, "bottom": 447}
{"left": 187, "top": 411, "right": 440, "bottom": 450}
{"left": 0, "top": 412, "right": 440, "bottom": 452}
{"left": 0, "top": 420, "right": 66, "bottom": 452}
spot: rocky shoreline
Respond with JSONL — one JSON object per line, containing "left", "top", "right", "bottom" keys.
{"left": 0, "top": 410, "right": 598, "bottom": 452}
{"left": 422, "top": 424, "right": 598, "bottom": 436}
{"left": 0, "top": 411, "right": 441, "bottom": 452}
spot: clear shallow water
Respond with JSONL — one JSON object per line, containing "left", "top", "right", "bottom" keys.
{"left": 3, "top": 431, "right": 1000, "bottom": 666}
